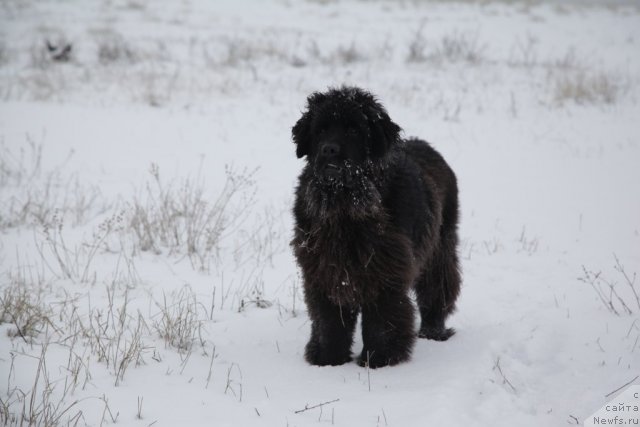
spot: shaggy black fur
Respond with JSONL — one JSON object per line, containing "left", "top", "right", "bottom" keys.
{"left": 291, "top": 86, "right": 461, "bottom": 368}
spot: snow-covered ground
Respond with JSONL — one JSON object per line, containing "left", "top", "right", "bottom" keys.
{"left": 1, "top": 0, "right": 639, "bottom": 426}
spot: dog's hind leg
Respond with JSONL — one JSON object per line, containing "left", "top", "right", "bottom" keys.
{"left": 415, "top": 230, "right": 461, "bottom": 341}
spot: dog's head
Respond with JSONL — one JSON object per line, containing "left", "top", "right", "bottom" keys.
{"left": 292, "top": 87, "right": 402, "bottom": 217}
{"left": 292, "top": 86, "right": 401, "bottom": 186}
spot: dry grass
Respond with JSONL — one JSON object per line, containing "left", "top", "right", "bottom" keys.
{"left": 507, "top": 34, "right": 539, "bottom": 68}
{"left": 152, "top": 285, "right": 204, "bottom": 353}
{"left": 407, "top": 29, "right": 486, "bottom": 65}
{"left": 331, "top": 42, "right": 367, "bottom": 64}
{"left": 0, "top": 138, "right": 107, "bottom": 229}
{"left": 0, "top": 136, "right": 42, "bottom": 189}
{"left": 86, "top": 286, "right": 149, "bottom": 386}
{"left": 407, "top": 26, "right": 429, "bottom": 63}
{"left": 0, "top": 270, "right": 53, "bottom": 341}
{"left": 0, "top": 39, "right": 9, "bottom": 67}
{"left": 36, "top": 211, "right": 124, "bottom": 283}
{"left": 0, "top": 341, "right": 86, "bottom": 426}
{"left": 551, "top": 69, "right": 623, "bottom": 106}
{"left": 129, "top": 163, "right": 256, "bottom": 272}
{"left": 96, "top": 32, "right": 139, "bottom": 65}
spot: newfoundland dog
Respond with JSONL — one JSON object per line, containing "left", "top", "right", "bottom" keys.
{"left": 291, "top": 86, "right": 461, "bottom": 368}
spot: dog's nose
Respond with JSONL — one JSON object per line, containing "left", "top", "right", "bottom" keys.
{"left": 320, "top": 142, "right": 340, "bottom": 158}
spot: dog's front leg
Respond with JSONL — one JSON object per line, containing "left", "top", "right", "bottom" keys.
{"left": 358, "top": 288, "right": 416, "bottom": 368}
{"left": 305, "top": 294, "right": 359, "bottom": 366}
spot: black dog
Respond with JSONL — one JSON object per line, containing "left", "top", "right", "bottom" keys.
{"left": 291, "top": 86, "right": 461, "bottom": 368}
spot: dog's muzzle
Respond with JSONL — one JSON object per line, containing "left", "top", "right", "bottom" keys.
{"left": 324, "top": 164, "right": 343, "bottom": 180}
{"left": 320, "top": 163, "right": 356, "bottom": 188}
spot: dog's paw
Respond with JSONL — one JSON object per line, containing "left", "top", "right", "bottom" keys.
{"left": 418, "top": 326, "right": 456, "bottom": 341}
{"left": 356, "top": 349, "right": 408, "bottom": 369}
{"left": 305, "top": 340, "right": 351, "bottom": 366}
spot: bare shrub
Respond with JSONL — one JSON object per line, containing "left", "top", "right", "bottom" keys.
{"left": 289, "top": 54, "right": 307, "bottom": 68}
{"left": 286, "top": 39, "right": 326, "bottom": 67}
{"left": 223, "top": 39, "right": 256, "bottom": 67}
{"left": 2, "top": 174, "right": 105, "bottom": 229}
{"left": 0, "top": 136, "right": 42, "bottom": 188}
{"left": 28, "top": 37, "right": 73, "bottom": 69}
{"left": 613, "top": 254, "right": 639, "bottom": 310}
{"left": 331, "top": 42, "right": 366, "bottom": 64}
{"left": 237, "top": 278, "right": 273, "bottom": 312}
{"left": 579, "top": 255, "right": 639, "bottom": 315}
{"left": 137, "top": 66, "right": 180, "bottom": 107}
{"left": 108, "top": 246, "right": 142, "bottom": 288}
{"left": 35, "top": 211, "right": 124, "bottom": 283}
{"left": 306, "top": 39, "right": 323, "bottom": 63}
{"left": 542, "top": 48, "right": 622, "bottom": 106}
{"left": 97, "top": 33, "right": 138, "bottom": 65}
{"left": 126, "top": 0, "right": 147, "bottom": 10}
{"left": 550, "top": 47, "right": 582, "bottom": 71}
{"left": 507, "top": 33, "right": 538, "bottom": 68}
{"left": 431, "top": 30, "right": 485, "bottom": 64}
{"left": 407, "top": 29, "right": 485, "bottom": 65}
{"left": 15, "top": 67, "right": 69, "bottom": 101}
{"left": 407, "top": 25, "right": 428, "bottom": 63}
{"left": 201, "top": 37, "right": 289, "bottom": 68}
{"left": 0, "top": 40, "right": 9, "bottom": 67}
{"left": 29, "top": 42, "right": 53, "bottom": 70}
{"left": 129, "top": 163, "right": 256, "bottom": 272}
{"left": 551, "top": 69, "right": 623, "bottom": 105}
{"left": 232, "top": 206, "right": 286, "bottom": 270}
{"left": 517, "top": 226, "right": 539, "bottom": 255}
{"left": 0, "top": 138, "right": 107, "bottom": 229}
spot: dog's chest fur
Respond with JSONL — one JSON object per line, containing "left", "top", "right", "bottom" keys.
{"left": 293, "top": 216, "right": 418, "bottom": 306}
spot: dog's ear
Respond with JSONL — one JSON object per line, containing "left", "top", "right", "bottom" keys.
{"left": 366, "top": 105, "right": 401, "bottom": 159}
{"left": 292, "top": 111, "right": 311, "bottom": 159}
{"left": 292, "top": 92, "right": 326, "bottom": 159}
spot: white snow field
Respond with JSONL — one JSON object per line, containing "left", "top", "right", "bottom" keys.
{"left": 1, "top": 0, "right": 639, "bottom": 426}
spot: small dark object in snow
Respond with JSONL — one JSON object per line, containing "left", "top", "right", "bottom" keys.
{"left": 46, "top": 40, "right": 72, "bottom": 62}
{"left": 291, "top": 86, "right": 461, "bottom": 368}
